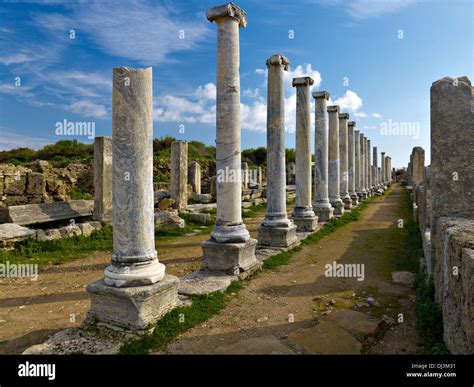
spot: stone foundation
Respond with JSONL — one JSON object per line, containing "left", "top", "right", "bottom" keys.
{"left": 258, "top": 224, "right": 297, "bottom": 247}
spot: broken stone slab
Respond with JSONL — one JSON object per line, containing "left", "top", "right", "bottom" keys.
{"left": 322, "top": 309, "right": 385, "bottom": 342}
{"left": 0, "top": 223, "right": 36, "bottom": 248}
{"left": 178, "top": 271, "right": 238, "bottom": 296}
{"left": 6, "top": 200, "right": 94, "bottom": 226}
{"left": 188, "top": 213, "right": 211, "bottom": 225}
{"left": 23, "top": 328, "right": 123, "bottom": 355}
{"left": 287, "top": 320, "right": 362, "bottom": 354}
{"left": 187, "top": 203, "right": 217, "bottom": 213}
{"left": 157, "top": 197, "right": 175, "bottom": 211}
{"left": 77, "top": 222, "right": 95, "bottom": 237}
{"left": 214, "top": 336, "right": 295, "bottom": 355}
{"left": 391, "top": 271, "right": 416, "bottom": 287}
{"left": 58, "top": 225, "right": 82, "bottom": 238}
{"left": 154, "top": 190, "right": 170, "bottom": 205}
{"left": 154, "top": 211, "right": 185, "bottom": 229}
{"left": 191, "top": 194, "right": 213, "bottom": 204}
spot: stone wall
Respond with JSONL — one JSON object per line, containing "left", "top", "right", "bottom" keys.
{"left": 433, "top": 217, "right": 474, "bottom": 354}
{"left": 0, "top": 160, "right": 93, "bottom": 211}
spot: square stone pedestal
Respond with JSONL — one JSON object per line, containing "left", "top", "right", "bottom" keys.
{"left": 342, "top": 197, "right": 352, "bottom": 210}
{"left": 314, "top": 206, "right": 334, "bottom": 222}
{"left": 258, "top": 224, "right": 297, "bottom": 247}
{"left": 350, "top": 194, "right": 359, "bottom": 207}
{"left": 85, "top": 274, "right": 179, "bottom": 332}
{"left": 293, "top": 216, "right": 318, "bottom": 232}
{"left": 201, "top": 238, "right": 259, "bottom": 275}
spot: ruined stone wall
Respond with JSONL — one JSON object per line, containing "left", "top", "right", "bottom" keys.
{"left": 0, "top": 160, "right": 93, "bottom": 210}
{"left": 433, "top": 217, "right": 474, "bottom": 354}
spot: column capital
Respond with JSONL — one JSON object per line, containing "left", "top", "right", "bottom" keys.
{"left": 339, "top": 112, "right": 350, "bottom": 120}
{"left": 327, "top": 105, "right": 340, "bottom": 113}
{"left": 354, "top": 129, "right": 360, "bottom": 135}
{"left": 266, "top": 54, "right": 290, "bottom": 70}
{"left": 381, "top": 151, "right": 386, "bottom": 155}
{"left": 292, "top": 76, "right": 314, "bottom": 87}
{"left": 348, "top": 121, "right": 356, "bottom": 127}
{"left": 312, "top": 90, "right": 329, "bottom": 100}
{"left": 206, "top": 2, "right": 247, "bottom": 27}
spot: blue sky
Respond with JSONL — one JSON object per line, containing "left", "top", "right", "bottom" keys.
{"left": 0, "top": 0, "right": 472, "bottom": 168}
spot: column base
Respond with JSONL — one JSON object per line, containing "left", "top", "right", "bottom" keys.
{"left": 210, "top": 223, "right": 250, "bottom": 243}
{"left": 293, "top": 215, "right": 318, "bottom": 232}
{"left": 201, "top": 238, "right": 259, "bottom": 275}
{"left": 350, "top": 193, "right": 359, "bottom": 206}
{"left": 85, "top": 274, "right": 179, "bottom": 332}
{"left": 342, "top": 195, "right": 352, "bottom": 210}
{"left": 330, "top": 198, "right": 345, "bottom": 216}
{"left": 257, "top": 224, "right": 297, "bottom": 248}
{"left": 313, "top": 205, "right": 334, "bottom": 222}
{"left": 104, "top": 258, "right": 165, "bottom": 288}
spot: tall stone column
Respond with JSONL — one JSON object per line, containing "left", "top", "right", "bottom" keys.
{"left": 381, "top": 151, "right": 386, "bottom": 187}
{"left": 258, "top": 54, "right": 297, "bottom": 247}
{"left": 256, "top": 166, "right": 263, "bottom": 187}
{"left": 367, "top": 139, "right": 372, "bottom": 195}
{"left": 171, "top": 141, "right": 188, "bottom": 212}
{"left": 200, "top": 3, "right": 259, "bottom": 275}
{"left": 93, "top": 136, "right": 112, "bottom": 223}
{"left": 86, "top": 67, "right": 179, "bottom": 332}
{"left": 359, "top": 134, "right": 368, "bottom": 200}
{"left": 355, "top": 129, "right": 363, "bottom": 202}
{"left": 339, "top": 113, "right": 351, "bottom": 210}
{"left": 292, "top": 76, "right": 317, "bottom": 231}
{"left": 188, "top": 161, "right": 201, "bottom": 195}
{"left": 312, "top": 91, "right": 333, "bottom": 221}
{"left": 372, "top": 146, "right": 378, "bottom": 189}
{"left": 328, "top": 105, "right": 344, "bottom": 215}
{"left": 348, "top": 122, "right": 358, "bottom": 206}
{"left": 241, "top": 162, "right": 249, "bottom": 189}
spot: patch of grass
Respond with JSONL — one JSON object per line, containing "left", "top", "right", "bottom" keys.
{"left": 399, "top": 187, "right": 448, "bottom": 354}
{"left": 68, "top": 188, "right": 93, "bottom": 200}
{"left": 242, "top": 203, "right": 266, "bottom": 218}
{"left": 120, "top": 281, "right": 241, "bottom": 355}
{"left": 0, "top": 226, "right": 114, "bottom": 266}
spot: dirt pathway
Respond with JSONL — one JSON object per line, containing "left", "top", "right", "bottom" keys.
{"left": 0, "top": 213, "right": 267, "bottom": 354}
{"left": 166, "top": 185, "right": 422, "bottom": 354}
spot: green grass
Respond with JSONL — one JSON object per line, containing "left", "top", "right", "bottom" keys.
{"left": 0, "top": 215, "right": 216, "bottom": 267}
{"left": 119, "top": 284, "right": 237, "bottom": 354}
{"left": 242, "top": 203, "right": 266, "bottom": 218}
{"left": 398, "top": 188, "right": 448, "bottom": 354}
{"left": 68, "top": 188, "right": 94, "bottom": 200}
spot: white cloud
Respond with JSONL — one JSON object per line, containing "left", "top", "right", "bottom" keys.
{"left": 68, "top": 100, "right": 108, "bottom": 118}
{"left": 314, "top": 0, "right": 414, "bottom": 20}
{"left": 285, "top": 64, "right": 322, "bottom": 89}
{"left": 354, "top": 112, "right": 368, "bottom": 118}
{"left": 0, "top": 53, "right": 37, "bottom": 65}
{"left": 34, "top": 1, "right": 210, "bottom": 65}
{"left": 0, "top": 127, "right": 52, "bottom": 151}
{"left": 372, "top": 113, "right": 382, "bottom": 118}
{"left": 255, "top": 69, "right": 266, "bottom": 75}
{"left": 332, "top": 90, "right": 363, "bottom": 112}
{"left": 195, "top": 83, "right": 216, "bottom": 101}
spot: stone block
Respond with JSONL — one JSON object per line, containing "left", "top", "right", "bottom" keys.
{"left": 26, "top": 172, "right": 46, "bottom": 197}
{"left": 257, "top": 224, "right": 297, "bottom": 248}
{"left": 0, "top": 223, "right": 36, "bottom": 248}
{"left": 86, "top": 275, "right": 179, "bottom": 332}
{"left": 201, "top": 238, "right": 259, "bottom": 274}
{"left": 293, "top": 216, "right": 318, "bottom": 232}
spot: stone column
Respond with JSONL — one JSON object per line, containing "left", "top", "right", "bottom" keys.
{"left": 258, "top": 54, "right": 297, "bottom": 247}
{"left": 381, "top": 151, "right": 386, "bottom": 187}
{"left": 292, "top": 76, "right": 317, "bottom": 231}
{"left": 372, "top": 146, "right": 378, "bottom": 189}
{"left": 312, "top": 91, "right": 333, "bottom": 221}
{"left": 199, "top": 3, "right": 258, "bottom": 276}
{"left": 86, "top": 67, "right": 179, "bottom": 332}
{"left": 171, "top": 141, "right": 188, "bottom": 212}
{"left": 241, "top": 162, "right": 249, "bottom": 189}
{"left": 256, "top": 166, "right": 263, "bottom": 187}
{"left": 367, "top": 139, "right": 372, "bottom": 195}
{"left": 93, "top": 136, "right": 112, "bottom": 223}
{"left": 287, "top": 161, "right": 296, "bottom": 185}
{"left": 359, "top": 134, "right": 368, "bottom": 200}
{"left": 355, "top": 129, "right": 363, "bottom": 202}
{"left": 348, "top": 122, "right": 358, "bottom": 206}
{"left": 328, "top": 105, "right": 344, "bottom": 215}
{"left": 188, "top": 161, "right": 201, "bottom": 195}
{"left": 339, "top": 113, "right": 351, "bottom": 210}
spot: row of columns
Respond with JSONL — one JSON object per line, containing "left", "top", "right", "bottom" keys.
{"left": 87, "top": 1, "right": 395, "bottom": 332}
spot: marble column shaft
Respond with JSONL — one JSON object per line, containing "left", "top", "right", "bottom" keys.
{"left": 93, "top": 136, "right": 112, "bottom": 224}
{"left": 312, "top": 91, "right": 333, "bottom": 221}
{"left": 293, "top": 76, "right": 316, "bottom": 219}
{"left": 105, "top": 67, "right": 164, "bottom": 287}
{"left": 381, "top": 152, "right": 386, "bottom": 185}
{"left": 328, "top": 105, "right": 344, "bottom": 215}
{"left": 339, "top": 113, "right": 351, "bottom": 209}
{"left": 354, "top": 129, "right": 361, "bottom": 196}
{"left": 373, "top": 146, "right": 378, "bottom": 186}
{"left": 348, "top": 122, "right": 358, "bottom": 205}
{"left": 207, "top": 3, "right": 249, "bottom": 243}
{"left": 360, "top": 134, "right": 367, "bottom": 198}
{"left": 171, "top": 141, "right": 188, "bottom": 212}
{"left": 367, "top": 139, "right": 372, "bottom": 191}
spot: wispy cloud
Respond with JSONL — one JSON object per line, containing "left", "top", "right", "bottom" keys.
{"left": 0, "top": 127, "right": 52, "bottom": 151}
{"left": 313, "top": 0, "right": 414, "bottom": 20}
